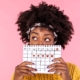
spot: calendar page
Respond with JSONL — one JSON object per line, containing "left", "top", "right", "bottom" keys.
{"left": 23, "top": 45, "right": 61, "bottom": 74}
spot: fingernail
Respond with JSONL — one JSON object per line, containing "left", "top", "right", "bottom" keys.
{"left": 35, "top": 69, "right": 37, "bottom": 71}
{"left": 47, "top": 66, "right": 49, "bottom": 68}
{"left": 47, "top": 66, "right": 50, "bottom": 68}
{"left": 32, "top": 63, "right": 35, "bottom": 64}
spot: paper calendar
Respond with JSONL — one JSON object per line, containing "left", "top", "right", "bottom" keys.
{"left": 23, "top": 45, "right": 61, "bottom": 74}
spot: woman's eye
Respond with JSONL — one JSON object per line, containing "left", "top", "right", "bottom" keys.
{"left": 45, "top": 38, "right": 51, "bottom": 42}
{"left": 32, "top": 37, "right": 38, "bottom": 41}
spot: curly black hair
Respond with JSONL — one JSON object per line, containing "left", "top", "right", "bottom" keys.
{"left": 16, "top": 1, "right": 74, "bottom": 49}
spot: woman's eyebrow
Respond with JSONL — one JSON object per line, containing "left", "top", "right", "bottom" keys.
{"left": 31, "top": 32, "right": 39, "bottom": 35}
{"left": 31, "top": 32, "right": 53, "bottom": 37}
{"left": 44, "top": 34, "right": 53, "bottom": 37}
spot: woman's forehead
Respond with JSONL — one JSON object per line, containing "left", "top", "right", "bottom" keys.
{"left": 31, "top": 27, "right": 52, "bottom": 33}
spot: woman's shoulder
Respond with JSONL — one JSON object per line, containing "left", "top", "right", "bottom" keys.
{"left": 66, "top": 62, "right": 80, "bottom": 72}
{"left": 66, "top": 62, "right": 80, "bottom": 69}
{"left": 66, "top": 62, "right": 80, "bottom": 80}
{"left": 66, "top": 62, "right": 76, "bottom": 67}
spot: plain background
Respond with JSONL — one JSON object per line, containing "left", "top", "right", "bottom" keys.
{"left": 0, "top": 0, "right": 80, "bottom": 80}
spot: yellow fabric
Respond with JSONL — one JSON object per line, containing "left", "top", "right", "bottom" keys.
{"left": 12, "top": 62, "right": 80, "bottom": 80}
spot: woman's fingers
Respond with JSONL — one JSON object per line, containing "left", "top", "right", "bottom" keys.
{"left": 14, "top": 61, "right": 37, "bottom": 78}
{"left": 20, "top": 72, "right": 33, "bottom": 77}
{"left": 15, "top": 61, "right": 36, "bottom": 71}
{"left": 19, "top": 69, "right": 35, "bottom": 76}
{"left": 52, "top": 57, "right": 66, "bottom": 64}
{"left": 47, "top": 63, "right": 67, "bottom": 68}
{"left": 18, "top": 61, "right": 34, "bottom": 67}
{"left": 48, "top": 66, "right": 68, "bottom": 72}
{"left": 47, "top": 57, "right": 69, "bottom": 74}
{"left": 54, "top": 69, "right": 66, "bottom": 74}
{"left": 18, "top": 66, "right": 37, "bottom": 71}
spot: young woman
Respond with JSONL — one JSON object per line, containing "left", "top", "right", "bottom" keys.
{"left": 13, "top": 2, "right": 80, "bottom": 80}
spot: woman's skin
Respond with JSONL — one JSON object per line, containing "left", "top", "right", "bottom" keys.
{"left": 14, "top": 27, "right": 72, "bottom": 80}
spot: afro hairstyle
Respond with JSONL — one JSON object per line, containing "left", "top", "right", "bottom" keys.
{"left": 16, "top": 1, "right": 74, "bottom": 49}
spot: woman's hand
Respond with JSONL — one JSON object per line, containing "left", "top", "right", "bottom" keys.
{"left": 47, "top": 57, "right": 72, "bottom": 80}
{"left": 13, "top": 61, "right": 37, "bottom": 80}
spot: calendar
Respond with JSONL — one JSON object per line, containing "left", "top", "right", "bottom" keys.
{"left": 23, "top": 45, "right": 61, "bottom": 74}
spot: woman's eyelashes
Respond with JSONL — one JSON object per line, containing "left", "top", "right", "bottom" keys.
{"left": 32, "top": 36, "right": 51, "bottom": 42}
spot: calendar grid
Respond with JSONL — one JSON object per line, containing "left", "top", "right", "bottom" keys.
{"left": 23, "top": 45, "right": 61, "bottom": 74}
